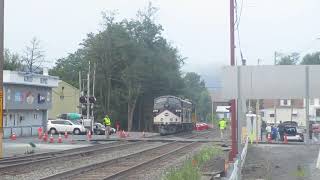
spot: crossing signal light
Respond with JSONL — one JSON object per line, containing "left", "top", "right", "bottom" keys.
{"left": 79, "top": 96, "right": 96, "bottom": 104}
{"left": 79, "top": 96, "right": 86, "bottom": 104}
{"left": 89, "top": 96, "right": 96, "bottom": 104}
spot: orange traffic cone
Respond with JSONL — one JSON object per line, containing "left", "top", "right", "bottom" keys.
{"left": 49, "top": 134, "right": 54, "bottom": 143}
{"left": 267, "top": 133, "right": 272, "bottom": 143}
{"left": 11, "top": 132, "right": 17, "bottom": 140}
{"left": 58, "top": 134, "right": 62, "bottom": 143}
{"left": 121, "top": 130, "right": 126, "bottom": 138}
{"left": 64, "top": 131, "right": 68, "bottom": 139}
{"left": 43, "top": 132, "right": 48, "bottom": 142}
{"left": 38, "top": 127, "right": 43, "bottom": 139}
{"left": 87, "top": 131, "right": 92, "bottom": 141}
{"left": 284, "top": 133, "right": 288, "bottom": 144}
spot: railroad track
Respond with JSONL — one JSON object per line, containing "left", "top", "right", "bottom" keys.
{"left": 0, "top": 141, "right": 142, "bottom": 169}
{"left": 41, "top": 141, "right": 201, "bottom": 180}
{"left": 151, "top": 129, "right": 215, "bottom": 139}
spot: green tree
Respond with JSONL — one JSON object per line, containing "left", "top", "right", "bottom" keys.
{"left": 183, "top": 72, "right": 211, "bottom": 121}
{"left": 22, "top": 37, "right": 45, "bottom": 73}
{"left": 276, "top": 52, "right": 299, "bottom": 65}
{"left": 50, "top": 4, "right": 204, "bottom": 131}
{"left": 4, "top": 49, "right": 21, "bottom": 70}
{"left": 301, "top": 52, "right": 320, "bottom": 65}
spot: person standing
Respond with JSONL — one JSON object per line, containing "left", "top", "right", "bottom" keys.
{"left": 271, "top": 125, "right": 278, "bottom": 141}
{"left": 309, "top": 123, "right": 313, "bottom": 140}
{"left": 266, "top": 124, "right": 271, "bottom": 140}
{"left": 103, "top": 115, "right": 111, "bottom": 139}
{"left": 261, "top": 120, "right": 267, "bottom": 141}
{"left": 278, "top": 121, "right": 285, "bottom": 141}
{"left": 218, "top": 118, "right": 227, "bottom": 139}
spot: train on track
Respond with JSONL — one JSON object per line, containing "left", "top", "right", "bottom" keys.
{"left": 153, "top": 95, "right": 194, "bottom": 135}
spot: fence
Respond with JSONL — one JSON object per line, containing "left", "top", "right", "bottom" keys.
{"left": 3, "top": 125, "right": 43, "bottom": 138}
{"left": 227, "top": 136, "right": 249, "bottom": 180}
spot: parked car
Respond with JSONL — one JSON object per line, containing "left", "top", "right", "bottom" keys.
{"left": 284, "top": 126, "right": 304, "bottom": 142}
{"left": 93, "top": 123, "right": 116, "bottom": 135}
{"left": 47, "top": 119, "right": 86, "bottom": 135}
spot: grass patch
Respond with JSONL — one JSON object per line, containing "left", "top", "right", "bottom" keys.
{"left": 163, "top": 145, "right": 223, "bottom": 180}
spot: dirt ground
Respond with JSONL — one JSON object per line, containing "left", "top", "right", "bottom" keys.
{"left": 200, "top": 127, "right": 231, "bottom": 178}
{"left": 200, "top": 151, "right": 227, "bottom": 176}
{"left": 242, "top": 144, "right": 320, "bottom": 180}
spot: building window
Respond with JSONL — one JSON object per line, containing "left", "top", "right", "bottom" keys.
{"left": 270, "top": 114, "right": 275, "bottom": 118}
{"left": 34, "top": 114, "right": 38, "bottom": 119}
{"left": 24, "top": 76, "right": 33, "bottom": 82}
{"left": 280, "top": 99, "right": 291, "bottom": 106}
{"left": 40, "top": 78, "right": 48, "bottom": 84}
{"left": 316, "top": 109, "right": 320, "bottom": 118}
{"left": 310, "top": 99, "right": 315, "bottom": 105}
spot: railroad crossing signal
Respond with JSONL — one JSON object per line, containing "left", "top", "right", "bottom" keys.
{"left": 79, "top": 96, "right": 96, "bottom": 104}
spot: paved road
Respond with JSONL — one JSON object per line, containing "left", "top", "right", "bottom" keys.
{"left": 243, "top": 144, "right": 320, "bottom": 180}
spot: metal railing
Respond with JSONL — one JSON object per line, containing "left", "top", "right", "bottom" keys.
{"left": 227, "top": 136, "right": 249, "bottom": 180}
{"left": 3, "top": 125, "right": 43, "bottom": 138}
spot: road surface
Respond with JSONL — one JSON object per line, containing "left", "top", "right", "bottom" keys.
{"left": 243, "top": 144, "right": 320, "bottom": 180}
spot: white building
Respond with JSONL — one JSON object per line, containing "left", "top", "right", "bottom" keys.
{"left": 309, "top": 98, "right": 320, "bottom": 122}
{"left": 3, "top": 70, "right": 59, "bottom": 138}
{"left": 260, "top": 99, "right": 320, "bottom": 127}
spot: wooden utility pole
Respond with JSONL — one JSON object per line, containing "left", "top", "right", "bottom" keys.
{"left": 0, "top": 0, "right": 4, "bottom": 159}
{"left": 230, "top": 0, "right": 238, "bottom": 159}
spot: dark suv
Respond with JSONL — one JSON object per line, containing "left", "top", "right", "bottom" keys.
{"left": 284, "top": 126, "right": 304, "bottom": 142}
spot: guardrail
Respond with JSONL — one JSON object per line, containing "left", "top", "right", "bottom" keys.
{"left": 3, "top": 125, "right": 43, "bottom": 138}
{"left": 227, "top": 136, "right": 249, "bottom": 180}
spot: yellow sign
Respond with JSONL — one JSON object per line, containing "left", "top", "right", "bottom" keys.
{"left": 0, "top": 90, "right": 2, "bottom": 159}
{"left": 0, "top": 90, "right": 2, "bottom": 128}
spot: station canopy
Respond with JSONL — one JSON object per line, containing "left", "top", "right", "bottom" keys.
{"left": 220, "top": 65, "right": 320, "bottom": 100}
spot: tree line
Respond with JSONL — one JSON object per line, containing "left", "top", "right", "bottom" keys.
{"left": 46, "top": 6, "right": 212, "bottom": 131}
{"left": 4, "top": 37, "right": 45, "bottom": 73}
{"left": 275, "top": 51, "right": 320, "bottom": 65}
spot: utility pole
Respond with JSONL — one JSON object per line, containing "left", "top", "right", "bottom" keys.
{"left": 0, "top": 0, "right": 4, "bottom": 159}
{"left": 79, "top": 71, "right": 82, "bottom": 114}
{"left": 87, "top": 61, "right": 91, "bottom": 131}
{"left": 274, "top": 52, "right": 277, "bottom": 124}
{"left": 211, "top": 96, "right": 214, "bottom": 128}
{"left": 230, "top": 0, "right": 238, "bottom": 159}
{"left": 91, "top": 63, "right": 96, "bottom": 130}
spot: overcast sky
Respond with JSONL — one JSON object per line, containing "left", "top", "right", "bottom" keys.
{"left": 4, "top": 0, "right": 320, "bottom": 87}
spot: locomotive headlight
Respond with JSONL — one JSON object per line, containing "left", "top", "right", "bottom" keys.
{"left": 175, "top": 109, "right": 182, "bottom": 113}
{"left": 170, "top": 118, "right": 173, "bottom": 121}
{"left": 160, "top": 118, "right": 163, "bottom": 121}
{"left": 153, "top": 109, "right": 159, "bottom": 113}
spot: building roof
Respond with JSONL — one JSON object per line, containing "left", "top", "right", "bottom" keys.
{"left": 4, "top": 70, "right": 59, "bottom": 88}
{"left": 58, "top": 81, "right": 79, "bottom": 91}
